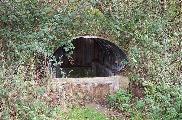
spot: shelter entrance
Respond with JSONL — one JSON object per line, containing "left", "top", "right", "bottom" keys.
{"left": 51, "top": 36, "right": 127, "bottom": 78}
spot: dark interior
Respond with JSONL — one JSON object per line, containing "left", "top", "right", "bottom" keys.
{"left": 50, "top": 37, "right": 127, "bottom": 78}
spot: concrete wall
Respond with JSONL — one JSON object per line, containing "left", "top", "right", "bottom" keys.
{"left": 49, "top": 76, "right": 129, "bottom": 105}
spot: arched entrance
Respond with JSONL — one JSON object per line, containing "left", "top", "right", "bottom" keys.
{"left": 51, "top": 36, "right": 127, "bottom": 78}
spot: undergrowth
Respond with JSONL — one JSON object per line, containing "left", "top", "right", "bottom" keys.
{"left": 108, "top": 84, "right": 182, "bottom": 120}
{"left": 61, "top": 107, "right": 108, "bottom": 120}
{"left": 0, "top": 0, "right": 181, "bottom": 120}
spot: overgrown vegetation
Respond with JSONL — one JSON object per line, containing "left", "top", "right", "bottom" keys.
{"left": 61, "top": 107, "right": 108, "bottom": 120}
{"left": 0, "top": 0, "right": 181, "bottom": 119}
{"left": 108, "top": 86, "right": 182, "bottom": 119}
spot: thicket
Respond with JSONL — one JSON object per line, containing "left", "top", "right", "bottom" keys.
{"left": 0, "top": 0, "right": 181, "bottom": 119}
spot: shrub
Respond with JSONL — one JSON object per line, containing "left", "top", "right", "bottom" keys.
{"left": 107, "top": 83, "right": 182, "bottom": 120}
{"left": 0, "top": 66, "right": 62, "bottom": 120}
{"left": 0, "top": 0, "right": 181, "bottom": 119}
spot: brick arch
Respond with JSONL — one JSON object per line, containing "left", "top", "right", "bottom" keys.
{"left": 50, "top": 36, "right": 127, "bottom": 78}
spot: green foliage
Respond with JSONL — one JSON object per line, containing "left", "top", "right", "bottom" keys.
{"left": 108, "top": 90, "right": 132, "bottom": 112}
{"left": 143, "top": 82, "right": 182, "bottom": 120}
{"left": 0, "top": 67, "right": 62, "bottom": 120}
{"left": 106, "top": 1, "right": 181, "bottom": 119}
{"left": 108, "top": 83, "right": 182, "bottom": 120}
{"left": 61, "top": 107, "right": 108, "bottom": 120}
{"left": 0, "top": 0, "right": 181, "bottom": 119}
{"left": 0, "top": 0, "right": 118, "bottom": 63}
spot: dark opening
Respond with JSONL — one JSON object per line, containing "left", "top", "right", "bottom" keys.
{"left": 50, "top": 36, "right": 127, "bottom": 78}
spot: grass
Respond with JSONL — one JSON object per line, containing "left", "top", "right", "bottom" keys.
{"left": 61, "top": 107, "right": 109, "bottom": 120}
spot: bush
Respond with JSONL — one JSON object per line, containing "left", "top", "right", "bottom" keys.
{"left": 107, "top": 83, "right": 182, "bottom": 120}
{"left": 0, "top": 67, "right": 62, "bottom": 120}
{"left": 0, "top": 0, "right": 181, "bottom": 119}
{"left": 107, "top": 90, "right": 132, "bottom": 112}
